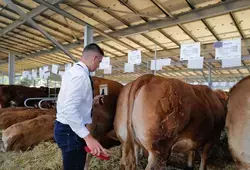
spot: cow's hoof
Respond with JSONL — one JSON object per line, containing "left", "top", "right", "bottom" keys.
{"left": 184, "top": 166, "right": 194, "bottom": 170}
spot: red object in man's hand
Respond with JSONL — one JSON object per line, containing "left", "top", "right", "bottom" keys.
{"left": 84, "top": 146, "right": 110, "bottom": 161}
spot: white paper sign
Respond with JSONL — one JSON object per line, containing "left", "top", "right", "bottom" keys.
{"left": 52, "top": 64, "right": 59, "bottom": 74}
{"left": 222, "top": 58, "right": 241, "bottom": 68}
{"left": 27, "top": 73, "right": 32, "bottom": 80}
{"left": 124, "top": 63, "right": 134, "bottom": 73}
{"left": 128, "top": 50, "right": 141, "bottom": 64}
{"left": 228, "top": 82, "right": 235, "bottom": 87}
{"left": 44, "top": 72, "right": 50, "bottom": 80}
{"left": 150, "top": 59, "right": 162, "bottom": 70}
{"left": 99, "top": 57, "right": 110, "bottom": 69}
{"left": 187, "top": 57, "right": 204, "bottom": 69}
{"left": 43, "top": 66, "right": 49, "bottom": 73}
{"left": 213, "top": 82, "right": 219, "bottom": 87}
{"left": 104, "top": 65, "right": 112, "bottom": 74}
{"left": 220, "top": 82, "right": 227, "bottom": 87}
{"left": 22, "top": 71, "right": 29, "bottom": 78}
{"left": 180, "top": 42, "right": 200, "bottom": 61}
{"left": 215, "top": 38, "right": 241, "bottom": 60}
{"left": 39, "top": 67, "right": 44, "bottom": 79}
{"left": 58, "top": 71, "right": 64, "bottom": 77}
{"left": 203, "top": 82, "right": 209, "bottom": 86}
{"left": 65, "top": 63, "right": 72, "bottom": 71}
{"left": 99, "top": 84, "right": 108, "bottom": 95}
{"left": 32, "top": 69, "right": 37, "bottom": 80}
{"left": 161, "top": 58, "right": 171, "bottom": 66}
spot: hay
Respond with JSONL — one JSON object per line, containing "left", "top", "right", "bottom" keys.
{"left": 0, "top": 142, "right": 62, "bottom": 170}
{"left": 0, "top": 128, "right": 237, "bottom": 170}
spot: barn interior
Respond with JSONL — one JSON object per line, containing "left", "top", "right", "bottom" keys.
{"left": 0, "top": 0, "right": 249, "bottom": 169}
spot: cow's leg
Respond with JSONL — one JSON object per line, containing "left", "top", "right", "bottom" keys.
{"left": 199, "top": 142, "right": 214, "bottom": 170}
{"left": 184, "top": 151, "right": 195, "bottom": 170}
{"left": 84, "top": 153, "right": 92, "bottom": 170}
{"left": 121, "top": 142, "right": 136, "bottom": 170}
{"left": 145, "top": 151, "right": 159, "bottom": 170}
{"left": 134, "top": 143, "right": 140, "bottom": 165}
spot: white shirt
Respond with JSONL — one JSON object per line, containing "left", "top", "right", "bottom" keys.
{"left": 56, "top": 61, "right": 93, "bottom": 138}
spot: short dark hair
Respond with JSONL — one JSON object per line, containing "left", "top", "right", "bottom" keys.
{"left": 83, "top": 43, "right": 104, "bottom": 56}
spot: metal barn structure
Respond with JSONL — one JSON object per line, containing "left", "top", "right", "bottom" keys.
{"left": 0, "top": 0, "right": 249, "bottom": 87}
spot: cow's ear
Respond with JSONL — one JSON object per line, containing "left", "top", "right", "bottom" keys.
{"left": 106, "top": 130, "right": 119, "bottom": 141}
{"left": 93, "top": 95, "right": 105, "bottom": 105}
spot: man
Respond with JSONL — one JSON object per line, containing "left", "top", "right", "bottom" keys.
{"left": 54, "top": 43, "right": 108, "bottom": 170}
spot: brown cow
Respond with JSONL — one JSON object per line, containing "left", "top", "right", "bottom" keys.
{"left": 226, "top": 75, "right": 250, "bottom": 170}
{"left": 114, "top": 74, "right": 227, "bottom": 170}
{"left": 0, "top": 108, "right": 56, "bottom": 129}
{"left": 0, "top": 107, "right": 29, "bottom": 115}
{"left": 1, "top": 114, "right": 55, "bottom": 151}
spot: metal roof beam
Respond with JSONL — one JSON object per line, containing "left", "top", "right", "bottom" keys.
{"left": 95, "top": 0, "right": 250, "bottom": 41}
{"left": 3, "top": 0, "right": 77, "bottom": 62}
{"left": 33, "top": 0, "right": 138, "bottom": 52}
{"left": 0, "top": 0, "right": 63, "bottom": 37}
{"left": 1, "top": 0, "right": 250, "bottom": 62}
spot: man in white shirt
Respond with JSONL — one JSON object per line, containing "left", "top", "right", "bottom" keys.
{"left": 54, "top": 43, "right": 108, "bottom": 170}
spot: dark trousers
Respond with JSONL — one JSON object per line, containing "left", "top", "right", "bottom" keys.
{"left": 54, "top": 120, "right": 87, "bottom": 170}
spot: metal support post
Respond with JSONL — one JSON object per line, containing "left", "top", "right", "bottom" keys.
{"left": 84, "top": 25, "right": 93, "bottom": 47}
{"left": 154, "top": 47, "right": 157, "bottom": 75}
{"left": 208, "top": 66, "right": 212, "bottom": 87}
{"left": 8, "top": 53, "right": 15, "bottom": 85}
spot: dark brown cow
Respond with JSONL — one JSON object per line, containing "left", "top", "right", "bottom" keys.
{"left": 226, "top": 75, "right": 250, "bottom": 170}
{"left": 114, "top": 74, "right": 227, "bottom": 170}
{"left": 83, "top": 77, "right": 123, "bottom": 169}
{"left": 92, "top": 76, "right": 124, "bottom": 97}
{"left": 0, "top": 108, "right": 56, "bottom": 129}
{"left": 0, "top": 85, "right": 60, "bottom": 108}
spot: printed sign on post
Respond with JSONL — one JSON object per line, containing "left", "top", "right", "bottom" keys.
{"left": 99, "top": 84, "right": 108, "bottom": 95}
{"left": 215, "top": 38, "right": 241, "bottom": 60}
{"left": 128, "top": 50, "right": 141, "bottom": 64}
{"left": 180, "top": 42, "right": 200, "bottom": 61}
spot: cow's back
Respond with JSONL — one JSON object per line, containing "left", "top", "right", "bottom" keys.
{"left": 226, "top": 76, "right": 250, "bottom": 168}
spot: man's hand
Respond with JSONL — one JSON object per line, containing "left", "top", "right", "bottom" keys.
{"left": 83, "top": 134, "right": 109, "bottom": 156}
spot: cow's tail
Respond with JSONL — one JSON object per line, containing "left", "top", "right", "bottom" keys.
{"left": 126, "top": 74, "right": 154, "bottom": 161}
